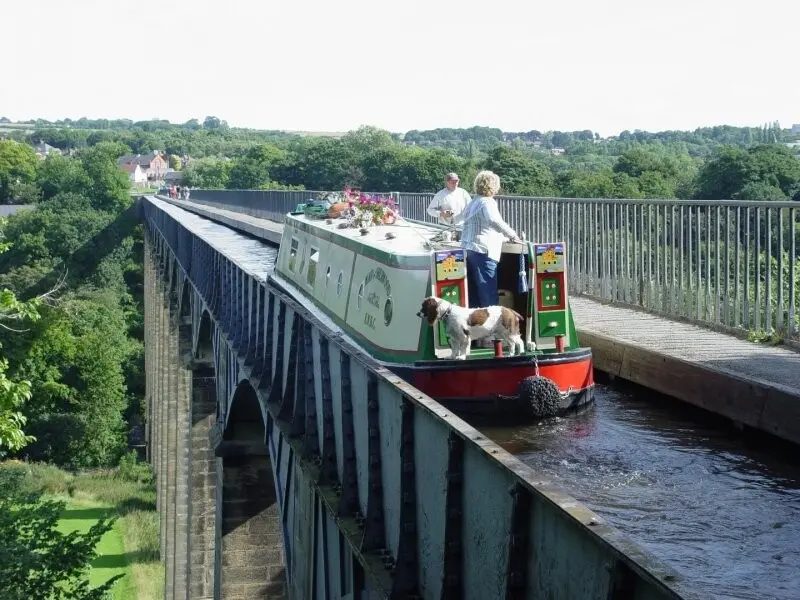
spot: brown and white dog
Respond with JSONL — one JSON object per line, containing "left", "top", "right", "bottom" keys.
{"left": 416, "top": 296, "right": 526, "bottom": 360}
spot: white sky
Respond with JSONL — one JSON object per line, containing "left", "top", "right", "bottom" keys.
{"left": 1, "top": 0, "right": 798, "bottom": 137}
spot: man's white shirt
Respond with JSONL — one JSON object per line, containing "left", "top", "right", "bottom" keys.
{"left": 426, "top": 187, "right": 472, "bottom": 226}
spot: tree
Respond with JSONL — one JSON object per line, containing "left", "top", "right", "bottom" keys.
{"left": 181, "top": 157, "right": 231, "bottom": 188}
{"left": 0, "top": 186, "right": 139, "bottom": 468}
{"left": 168, "top": 154, "right": 181, "bottom": 170}
{"left": 77, "top": 142, "right": 132, "bottom": 211}
{"left": 733, "top": 181, "right": 787, "bottom": 201}
{"left": 561, "top": 170, "right": 615, "bottom": 198}
{"left": 0, "top": 466, "right": 120, "bottom": 599}
{"left": 695, "top": 144, "right": 800, "bottom": 200}
{"left": 203, "top": 116, "right": 228, "bottom": 130}
{"left": 0, "top": 140, "right": 38, "bottom": 204}
{"left": 0, "top": 357, "right": 34, "bottom": 453}
{"left": 695, "top": 146, "right": 753, "bottom": 199}
{"left": 481, "top": 146, "right": 556, "bottom": 196}
{"left": 16, "top": 291, "right": 132, "bottom": 467}
{"left": 36, "top": 154, "right": 91, "bottom": 200}
{"left": 0, "top": 218, "right": 41, "bottom": 453}
{"left": 341, "top": 126, "right": 395, "bottom": 157}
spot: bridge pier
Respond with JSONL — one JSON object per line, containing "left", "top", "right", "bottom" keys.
{"left": 172, "top": 307, "right": 192, "bottom": 597}
{"left": 217, "top": 382, "right": 286, "bottom": 599}
{"left": 164, "top": 290, "right": 179, "bottom": 600}
{"left": 185, "top": 365, "right": 219, "bottom": 599}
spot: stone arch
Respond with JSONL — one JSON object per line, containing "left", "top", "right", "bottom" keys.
{"left": 168, "top": 258, "right": 180, "bottom": 303}
{"left": 195, "top": 309, "right": 214, "bottom": 362}
{"left": 179, "top": 279, "right": 192, "bottom": 319}
{"left": 217, "top": 380, "right": 286, "bottom": 598}
{"left": 224, "top": 380, "right": 265, "bottom": 443}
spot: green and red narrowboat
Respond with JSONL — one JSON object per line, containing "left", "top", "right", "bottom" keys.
{"left": 269, "top": 199, "right": 594, "bottom": 420}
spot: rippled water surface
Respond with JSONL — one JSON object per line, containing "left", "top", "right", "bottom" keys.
{"left": 480, "top": 384, "right": 800, "bottom": 600}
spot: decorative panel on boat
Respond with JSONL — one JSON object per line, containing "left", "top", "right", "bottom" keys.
{"left": 344, "top": 254, "right": 431, "bottom": 356}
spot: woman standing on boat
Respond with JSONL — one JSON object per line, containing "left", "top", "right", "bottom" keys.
{"left": 455, "top": 170, "right": 522, "bottom": 308}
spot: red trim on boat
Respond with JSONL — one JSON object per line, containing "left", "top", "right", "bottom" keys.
{"left": 412, "top": 355, "right": 594, "bottom": 401}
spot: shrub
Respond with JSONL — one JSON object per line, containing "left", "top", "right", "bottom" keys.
{"left": 117, "top": 449, "right": 153, "bottom": 484}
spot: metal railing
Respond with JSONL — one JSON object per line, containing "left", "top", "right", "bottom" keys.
{"left": 186, "top": 189, "right": 800, "bottom": 342}
{"left": 182, "top": 188, "right": 321, "bottom": 223}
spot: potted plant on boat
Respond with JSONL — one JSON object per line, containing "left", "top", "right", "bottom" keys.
{"left": 344, "top": 188, "right": 398, "bottom": 227}
{"left": 319, "top": 188, "right": 399, "bottom": 228}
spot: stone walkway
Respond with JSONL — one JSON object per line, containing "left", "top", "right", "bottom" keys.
{"left": 571, "top": 296, "right": 800, "bottom": 394}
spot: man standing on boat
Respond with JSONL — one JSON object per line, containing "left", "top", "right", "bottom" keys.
{"left": 426, "top": 172, "right": 472, "bottom": 230}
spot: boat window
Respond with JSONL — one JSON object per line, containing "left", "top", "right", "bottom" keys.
{"left": 325, "top": 266, "right": 331, "bottom": 287}
{"left": 307, "top": 248, "right": 319, "bottom": 287}
{"left": 357, "top": 282, "right": 364, "bottom": 309}
{"left": 299, "top": 243, "right": 307, "bottom": 274}
{"left": 384, "top": 297, "right": 393, "bottom": 326}
{"left": 337, "top": 272, "right": 344, "bottom": 296}
{"left": 288, "top": 238, "right": 299, "bottom": 272}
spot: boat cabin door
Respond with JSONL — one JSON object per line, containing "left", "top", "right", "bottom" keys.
{"left": 429, "top": 248, "right": 468, "bottom": 357}
{"left": 496, "top": 240, "right": 534, "bottom": 351}
{"left": 531, "top": 242, "right": 571, "bottom": 351}
{"left": 496, "top": 240, "right": 572, "bottom": 353}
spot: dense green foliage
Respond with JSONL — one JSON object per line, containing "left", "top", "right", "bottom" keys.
{"left": 0, "top": 139, "right": 39, "bottom": 204}
{"left": 3, "top": 118, "right": 799, "bottom": 200}
{"left": 0, "top": 216, "right": 42, "bottom": 454}
{"left": 0, "top": 464, "right": 120, "bottom": 599}
{"left": 0, "top": 141, "right": 142, "bottom": 469}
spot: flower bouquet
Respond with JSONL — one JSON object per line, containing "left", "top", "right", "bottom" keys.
{"left": 318, "top": 188, "right": 400, "bottom": 228}
{"left": 344, "top": 188, "right": 399, "bottom": 227}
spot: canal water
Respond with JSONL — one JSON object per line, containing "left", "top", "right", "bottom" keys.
{"left": 479, "top": 383, "right": 800, "bottom": 600}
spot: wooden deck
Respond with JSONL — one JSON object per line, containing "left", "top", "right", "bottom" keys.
{"left": 150, "top": 194, "right": 800, "bottom": 445}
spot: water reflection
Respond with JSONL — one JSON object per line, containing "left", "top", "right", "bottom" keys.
{"left": 479, "top": 384, "right": 800, "bottom": 600}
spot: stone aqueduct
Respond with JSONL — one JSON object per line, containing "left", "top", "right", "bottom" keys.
{"left": 142, "top": 195, "right": 701, "bottom": 600}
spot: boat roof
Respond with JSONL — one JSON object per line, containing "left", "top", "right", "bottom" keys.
{"left": 284, "top": 212, "right": 463, "bottom": 259}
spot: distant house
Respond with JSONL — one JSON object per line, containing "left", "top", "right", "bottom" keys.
{"left": 121, "top": 163, "right": 148, "bottom": 187}
{"left": 165, "top": 170, "right": 184, "bottom": 184}
{"left": 118, "top": 151, "right": 169, "bottom": 182}
{"left": 791, "top": 124, "right": 800, "bottom": 135}
{"left": 32, "top": 140, "right": 61, "bottom": 159}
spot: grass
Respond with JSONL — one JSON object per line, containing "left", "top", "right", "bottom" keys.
{"left": 56, "top": 498, "right": 136, "bottom": 599}
{"left": 1, "top": 459, "right": 164, "bottom": 600}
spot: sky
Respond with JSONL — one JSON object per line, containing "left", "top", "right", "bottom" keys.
{"left": 1, "top": 0, "right": 798, "bottom": 137}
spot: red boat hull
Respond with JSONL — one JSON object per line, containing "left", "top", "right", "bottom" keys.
{"left": 393, "top": 348, "right": 595, "bottom": 418}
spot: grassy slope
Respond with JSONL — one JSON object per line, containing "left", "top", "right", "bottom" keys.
{"left": 2, "top": 460, "right": 164, "bottom": 600}
{"left": 56, "top": 498, "right": 136, "bottom": 599}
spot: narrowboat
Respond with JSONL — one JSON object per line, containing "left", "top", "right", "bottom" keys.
{"left": 269, "top": 194, "right": 594, "bottom": 420}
